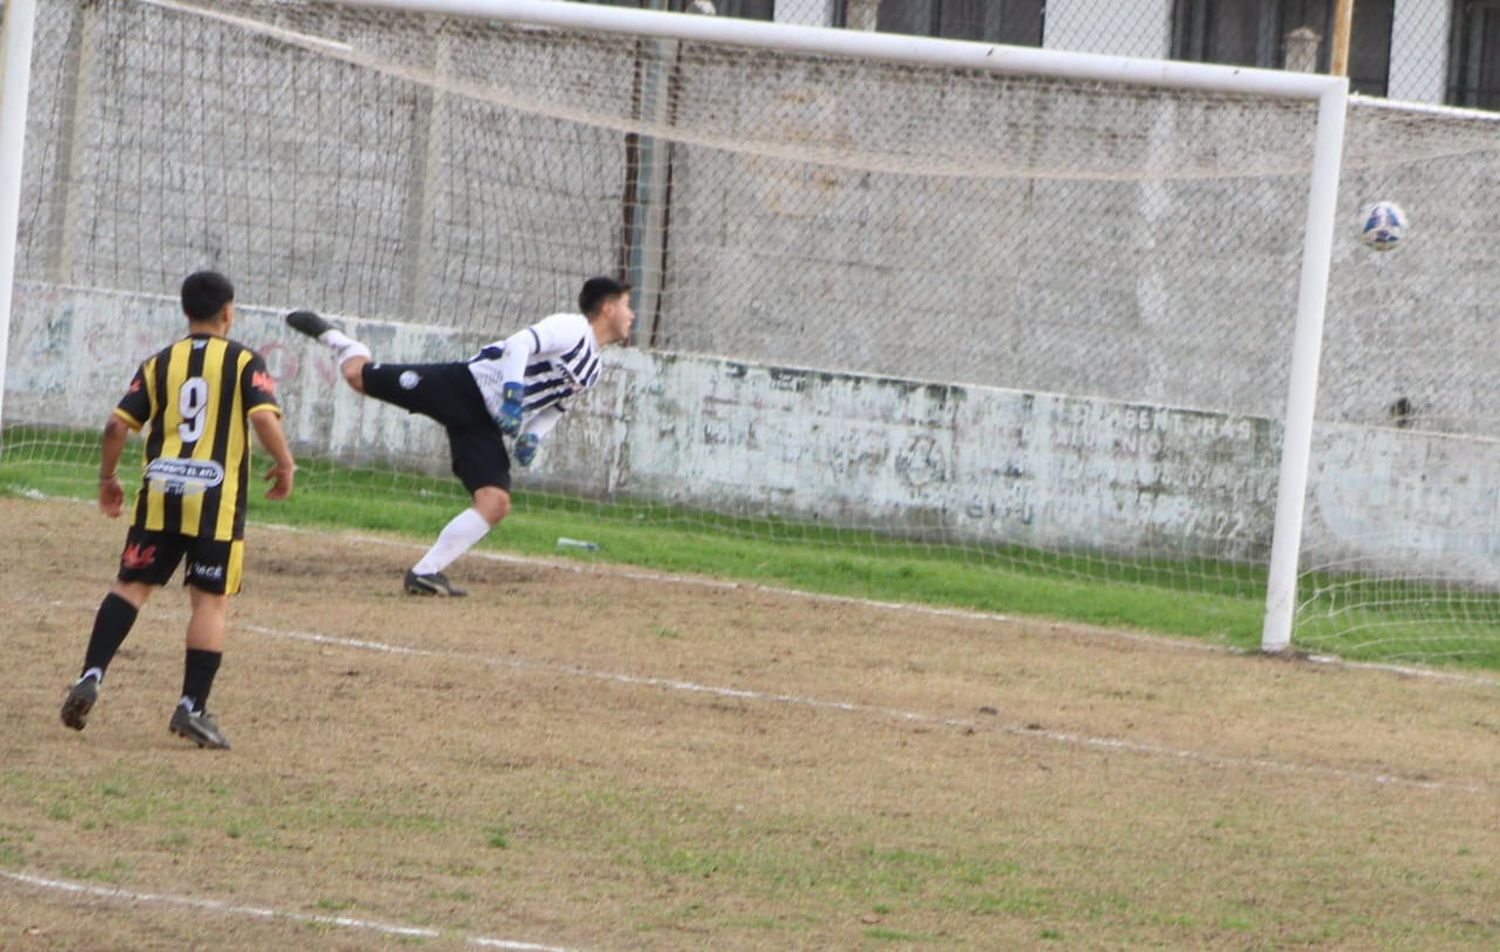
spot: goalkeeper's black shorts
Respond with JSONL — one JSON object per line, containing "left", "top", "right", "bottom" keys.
{"left": 361, "top": 361, "right": 512, "bottom": 494}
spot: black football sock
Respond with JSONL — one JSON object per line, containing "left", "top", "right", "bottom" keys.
{"left": 81, "top": 593, "right": 139, "bottom": 681}
{"left": 180, "top": 649, "right": 223, "bottom": 713}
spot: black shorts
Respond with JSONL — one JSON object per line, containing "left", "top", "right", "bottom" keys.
{"left": 361, "top": 361, "right": 511, "bottom": 493}
{"left": 117, "top": 525, "right": 244, "bottom": 595}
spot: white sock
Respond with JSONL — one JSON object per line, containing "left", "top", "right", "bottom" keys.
{"left": 412, "top": 508, "right": 492, "bottom": 575}
{"left": 81, "top": 667, "right": 103, "bottom": 685}
{"left": 318, "top": 329, "right": 371, "bottom": 368}
{"left": 333, "top": 341, "right": 371, "bottom": 366}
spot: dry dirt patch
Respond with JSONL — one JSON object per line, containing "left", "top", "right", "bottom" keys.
{"left": 2, "top": 496, "right": 1497, "bottom": 950}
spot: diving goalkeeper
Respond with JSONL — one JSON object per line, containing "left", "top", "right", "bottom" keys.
{"left": 286, "top": 276, "right": 633, "bottom": 596}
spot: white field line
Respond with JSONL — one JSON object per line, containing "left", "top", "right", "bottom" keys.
{"left": 12, "top": 590, "right": 1497, "bottom": 796}
{"left": 0, "top": 870, "right": 577, "bottom": 951}
{"left": 321, "top": 526, "right": 1499, "bottom": 689}
{"left": 337, "top": 529, "right": 1232, "bottom": 655}
{"left": 17, "top": 495, "right": 1499, "bottom": 687}
{"left": 240, "top": 620, "right": 1496, "bottom": 797}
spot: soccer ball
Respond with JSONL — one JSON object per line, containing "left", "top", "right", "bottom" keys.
{"left": 1358, "top": 200, "right": 1407, "bottom": 252}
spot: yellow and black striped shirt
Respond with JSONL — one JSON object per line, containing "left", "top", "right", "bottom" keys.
{"left": 114, "top": 334, "right": 281, "bottom": 541}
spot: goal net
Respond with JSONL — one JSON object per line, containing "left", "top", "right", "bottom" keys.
{"left": 1294, "top": 98, "right": 1500, "bottom": 668}
{"left": 3, "top": 0, "right": 1496, "bottom": 668}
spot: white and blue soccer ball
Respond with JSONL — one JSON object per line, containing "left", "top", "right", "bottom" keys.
{"left": 1358, "top": 200, "right": 1408, "bottom": 252}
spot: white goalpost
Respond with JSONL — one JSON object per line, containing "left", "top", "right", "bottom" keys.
{"left": 17, "top": 0, "right": 1500, "bottom": 667}
{"left": 324, "top": 2, "right": 1347, "bottom": 655}
{"left": 0, "top": 0, "right": 39, "bottom": 445}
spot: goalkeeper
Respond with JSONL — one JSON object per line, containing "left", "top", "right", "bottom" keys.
{"left": 286, "top": 276, "right": 634, "bottom": 596}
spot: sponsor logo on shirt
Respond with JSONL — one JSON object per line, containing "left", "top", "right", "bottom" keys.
{"left": 252, "top": 369, "right": 277, "bottom": 395}
{"left": 146, "top": 458, "right": 225, "bottom": 496}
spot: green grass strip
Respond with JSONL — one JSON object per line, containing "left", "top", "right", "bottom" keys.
{"left": 4, "top": 424, "right": 1497, "bottom": 671}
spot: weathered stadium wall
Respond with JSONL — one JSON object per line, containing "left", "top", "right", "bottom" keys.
{"left": 9, "top": 283, "right": 1500, "bottom": 584}
{"left": 13, "top": 1, "right": 1500, "bottom": 439}
{"left": 10, "top": 2, "right": 1500, "bottom": 588}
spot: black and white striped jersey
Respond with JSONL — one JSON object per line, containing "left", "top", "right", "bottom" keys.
{"left": 466, "top": 312, "right": 601, "bottom": 433}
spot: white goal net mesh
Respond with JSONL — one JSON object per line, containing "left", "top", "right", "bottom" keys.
{"left": 1296, "top": 99, "right": 1500, "bottom": 666}
{"left": 5, "top": 0, "right": 1499, "bottom": 667}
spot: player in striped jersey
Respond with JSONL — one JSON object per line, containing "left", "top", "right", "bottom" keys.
{"left": 285, "top": 276, "right": 635, "bottom": 596}
{"left": 59, "top": 272, "right": 297, "bottom": 750}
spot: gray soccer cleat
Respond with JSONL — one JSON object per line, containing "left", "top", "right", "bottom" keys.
{"left": 169, "top": 706, "right": 232, "bottom": 750}
{"left": 60, "top": 676, "right": 99, "bottom": 731}
{"left": 404, "top": 569, "right": 467, "bottom": 597}
{"left": 285, "top": 309, "right": 332, "bottom": 339}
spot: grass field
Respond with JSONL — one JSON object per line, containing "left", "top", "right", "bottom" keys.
{"left": 5, "top": 425, "right": 1500, "bottom": 672}
{"left": 1, "top": 475, "right": 1498, "bottom": 947}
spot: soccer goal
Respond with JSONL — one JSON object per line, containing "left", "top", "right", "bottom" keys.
{"left": 6, "top": 0, "right": 1493, "bottom": 668}
{"left": 1287, "top": 95, "right": 1500, "bottom": 669}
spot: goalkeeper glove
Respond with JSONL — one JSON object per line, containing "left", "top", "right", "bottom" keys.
{"left": 496, "top": 382, "right": 525, "bottom": 436}
{"left": 514, "top": 432, "right": 539, "bottom": 467}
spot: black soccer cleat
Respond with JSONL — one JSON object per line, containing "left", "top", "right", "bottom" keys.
{"left": 60, "top": 676, "right": 99, "bottom": 731}
{"left": 169, "top": 706, "right": 232, "bottom": 750}
{"left": 404, "top": 570, "right": 467, "bottom": 597}
{"left": 285, "top": 309, "right": 332, "bottom": 340}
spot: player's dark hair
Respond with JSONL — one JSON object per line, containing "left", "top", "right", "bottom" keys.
{"left": 578, "top": 275, "right": 631, "bottom": 316}
{"left": 181, "top": 271, "right": 235, "bottom": 322}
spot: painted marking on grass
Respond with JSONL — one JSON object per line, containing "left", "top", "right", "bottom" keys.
{"left": 13, "top": 591, "right": 1497, "bottom": 795}
{"left": 336, "top": 529, "right": 1241, "bottom": 657}
{"left": 326, "top": 527, "right": 1500, "bottom": 687}
{"left": 241, "top": 622, "right": 1496, "bottom": 797}
{"left": 16, "top": 495, "right": 1498, "bottom": 686}
{"left": 0, "top": 870, "right": 577, "bottom": 950}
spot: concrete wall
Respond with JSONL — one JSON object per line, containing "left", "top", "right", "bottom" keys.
{"left": 18, "top": 1, "right": 1500, "bottom": 444}
{"left": 9, "top": 2, "right": 1500, "bottom": 587}
{"left": 10, "top": 283, "right": 1500, "bottom": 585}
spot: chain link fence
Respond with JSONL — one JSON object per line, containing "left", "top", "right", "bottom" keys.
{"left": 586, "top": 0, "right": 1498, "bottom": 110}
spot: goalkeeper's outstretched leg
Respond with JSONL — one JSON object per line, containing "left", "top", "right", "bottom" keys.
{"left": 286, "top": 310, "right": 370, "bottom": 391}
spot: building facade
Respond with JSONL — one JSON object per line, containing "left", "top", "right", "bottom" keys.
{"left": 592, "top": 0, "right": 1499, "bottom": 109}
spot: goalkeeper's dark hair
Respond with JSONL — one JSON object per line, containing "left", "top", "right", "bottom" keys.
{"left": 578, "top": 275, "right": 631, "bottom": 317}
{"left": 181, "top": 271, "right": 235, "bottom": 322}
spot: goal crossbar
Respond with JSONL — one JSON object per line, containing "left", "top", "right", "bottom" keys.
{"left": 343, "top": 0, "right": 1344, "bottom": 101}
{"left": 337, "top": 0, "right": 1351, "bottom": 654}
